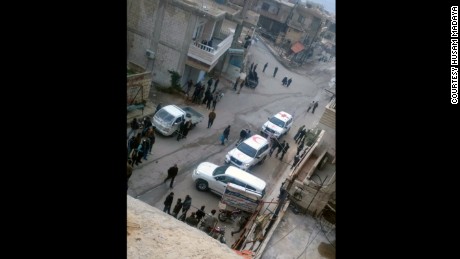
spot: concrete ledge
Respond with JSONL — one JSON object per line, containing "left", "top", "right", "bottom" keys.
{"left": 253, "top": 200, "right": 290, "bottom": 259}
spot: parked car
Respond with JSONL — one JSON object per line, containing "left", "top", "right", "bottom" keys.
{"left": 152, "top": 105, "right": 203, "bottom": 136}
{"left": 260, "top": 111, "right": 293, "bottom": 138}
{"left": 192, "top": 162, "right": 266, "bottom": 197}
{"left": 225, "top": 134, "right": 270, "bottom": 171}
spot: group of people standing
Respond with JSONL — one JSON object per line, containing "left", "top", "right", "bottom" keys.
{"left": 188, "top": 77, "right": 221, "bottom": 111}
{"left": 127, "top": 117, "right": 156, "bottom": 167}
{"left": 162, "top": 193, "right": 220, "bottom": 231}
{"left": 281, "top": 77, "right": 293, "bottom": 87}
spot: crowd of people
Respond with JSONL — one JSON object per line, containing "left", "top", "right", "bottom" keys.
{"left": 126, "top": 61, "right": 322, "bottom": 239}
{"left": 162, "top": 192, "right": 221, "bottom": 232}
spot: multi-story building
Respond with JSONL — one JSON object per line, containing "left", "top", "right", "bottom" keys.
{"left": 252, "top": 0, "right": 294, "bottom": 41}
{"left": 128, "top": 0, "right": 245, "bottom": 86}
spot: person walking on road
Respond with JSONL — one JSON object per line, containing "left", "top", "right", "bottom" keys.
{"left": 269, "top": 136, "right": 279, "bottom": 157}
{"left": 282, "top": 77, "right": 288, "bottom": 86}
{"left": 182, "top": 119, "right": 192, "bottom": 139}
{"left": 294, "top": 125, "right": 306, "bottom": 142}
{"left": 221, "top": 125, "right": 231, "bottom": 145}
{"left": 176, "top": 120, "right": 186, "bottom": 141}
{"left": 287, "top": 78, "right": 292, "bottom": 87}
{"left": 164, "top": 164, "right": 179, "bottom": 188}
{"left": 279, "top": 142, "right": 290, "bottom": 161}
{"left": 208, "top": 110, "right": 216, "bottom": 128}
{"left": 276, "top": 140, "right": 286, "bottom": 158}
{"left": 297, "top": 128, "right": 308, "bottom": 144}
{"left": 263, "top": 62, "right": 268, "bottom": 72}
{"left": 163, "top": 192, "right": 174, "bottom": 214}
{"left": 273, "top": 66, "right": 278, "bottom": 77}
{"left": 307, "top": 101, "right": 315, "bottom": 113}
{"left": 312, "top": 101, "right": 319, "bottom": 114}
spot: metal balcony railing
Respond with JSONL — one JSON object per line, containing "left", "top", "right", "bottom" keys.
{"left": 188, "top": 32, "right": 234, "bottom": 66}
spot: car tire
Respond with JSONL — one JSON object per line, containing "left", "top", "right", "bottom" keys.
{"left": 196, "top": 180, "right": 208, "bottom": 191}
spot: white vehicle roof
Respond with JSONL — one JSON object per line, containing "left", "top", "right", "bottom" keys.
{"left": 273, "top": 111, "right": 292, "bottom": 123}
{"left": 162, "top": 105, "right": 185, "bottom": 117}
{"left": 225, "top": 166, "right": 267, "bottom": 192}
{"left": 243, "top": 134, "right": 269, "bottom": 150}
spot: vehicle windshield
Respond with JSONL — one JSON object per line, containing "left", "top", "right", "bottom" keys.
{"left": 269, "top": 117, "right": 285, "bottom": 128}
{"left": 237, "top": 142, "right": 257, "bottom": 157}
{"left": 155, "top": 110, "right": 175, "bottom": 125}
{"left": 212, "top": 165, "right": 229, "bottom": 176}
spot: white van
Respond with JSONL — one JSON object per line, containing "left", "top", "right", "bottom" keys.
{"left": 225, "top": 134, "right": 270, "bottom": 171}
{"left": 152, "top": 105, "right": 203, "bottom": 136}
{"left": 261, "top": 111, "right": 293, "bottom": 138}
{"left": 192, "top": 162, "right": 267, "bottom": 197}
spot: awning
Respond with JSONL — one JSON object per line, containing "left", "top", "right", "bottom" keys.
{"left": 291, "top": 42, "right": 305, "bottom": 53}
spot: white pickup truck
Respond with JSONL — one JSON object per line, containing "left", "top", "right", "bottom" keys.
{"left": 152, "top": 105, "right": 203, "bottom": 136}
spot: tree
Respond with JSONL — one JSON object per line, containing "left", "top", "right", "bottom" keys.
{"left": 168, "top": 70, "right": 182, "bottom": 90}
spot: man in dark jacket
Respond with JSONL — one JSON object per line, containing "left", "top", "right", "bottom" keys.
{"left": 312, "top": 101, "right": 319, "bottom": 114}
{"left": 179, "top": 195, "right": 192, "bottom": 221}
{"left": 276, "top": 140, "right": 286, "bottom": 158}
{"left": 222, "top": 125, "right": 231, "bottom": 145}
{"left": 128, "top": 118, "right": 140, "bottom": 139}
{"left": 208, "top": 110, "right": 216, "bottom": 128}
{"left": 195, "top": 206, "right": 206, "bottom": 223}
{"left": 164, "top": 164, "right": 179, "bottom": 188}
{"left": 237, "top": 129, "right": 249, "bottom": 145}
{"left": 177, "top": 120, "right": 186, "bottom": 141}
{"left": 269, "top": 136, "right": 279, "bottom": 157}
{"left": 163, "top": 192, "right": 174, "bottom": 214}
{"left": 279, "top": 142, "right": 290, "bottom": 160}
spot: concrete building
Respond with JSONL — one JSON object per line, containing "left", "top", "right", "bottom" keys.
{"left": 127, "top": 0, "right": 245, "bottom": 87}
{"left": 284, "top": 97, "right": 336, "bottom": 223}
{"left": 285, "top": 4, "right": 324, "bottom": 47}
{"left": 252, "top": 0, "right": 294, "bottom": 42}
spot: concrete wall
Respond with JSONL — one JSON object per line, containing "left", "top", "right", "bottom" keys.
{"left": 127, "top": 0, "right": 194, "bottom": 87}
{"left": 127, "top": 195, "right": 242, "bottom": 259}
{"left": 127, "top": 62, "right": 152, "bottom": 104}
{"left": 319, "top": 105, "right": 335, "bottom": 129}
{"left": 127, "top": 0, "right": 159, "bottom": 69}
{"left": 152, "top": 4, "right": 192, "bottom": 86}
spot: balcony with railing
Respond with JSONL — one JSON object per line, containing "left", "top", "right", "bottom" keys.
{"left": 187, "top": 30, "right": 234, "bottom": 70}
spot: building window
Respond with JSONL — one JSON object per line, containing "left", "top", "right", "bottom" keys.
{"left": 298, "top": 16, "right": 305, "bottom": 24}
{"left": 262, "top": 3, "right": 270, "bottom": 11}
